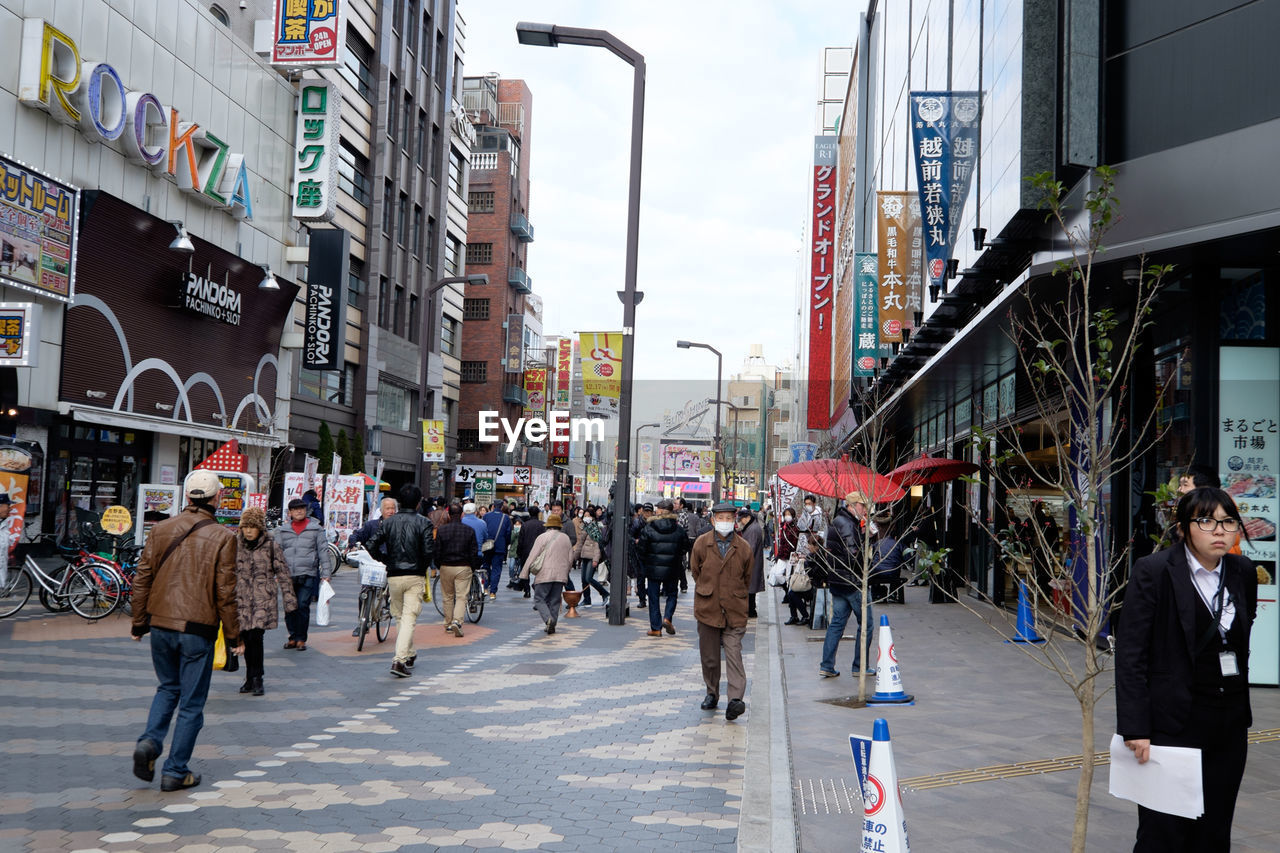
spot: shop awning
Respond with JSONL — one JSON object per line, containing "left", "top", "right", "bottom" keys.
{"left": 67, "top": 404, "right": 284, "bottom": 448}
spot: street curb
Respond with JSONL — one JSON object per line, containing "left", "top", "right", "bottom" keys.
{"left": 737, "top": 586, "right": 798, "bottom": 852}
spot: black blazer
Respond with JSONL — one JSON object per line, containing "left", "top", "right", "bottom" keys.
{"left": 1116, "top": 546, "right": 1258, "bottom": 741}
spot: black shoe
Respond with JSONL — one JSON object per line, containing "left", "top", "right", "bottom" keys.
{"left": 132, "top": 738, "right": 160, "bottom": 782}
{"left": 239, "top": 678, "right": 253, "bottom": 693}
{"left": 251, "top": 677, "right": 264, "bottom": 696}
{"left": 700, "top": 693, "right": 719, "bottom": 711}
{"left": 160, "top": 772, "right": 201, "bottom": 792}
{"left": 390, "top": 661, "right": 410, "bottom": 678}
{"left": 523, "top": 590, "right": 531, "bottom": 598}
{"left": 748, "top": 609, "right": 758, "bottom": 619}
{"left": 547, "top": 619, "right": 557, "bottom": 635}
{"left": 726, "top": 699, "right": 746, "bottom": 721}
{"left": 406, "top": 654, "right": 417, "bottom": 668}
{"left": 784, "top": 617, "right": 799, "bottom": 625}
{"left": 638, "top": 598, "right": 647, "bottom": 607}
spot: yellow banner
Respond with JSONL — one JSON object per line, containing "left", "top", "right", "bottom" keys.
{"left": 587, "top": 464, "right": 599, "bottom": 485}
{"left": 422, "top": 419, "right": 445, "bottom": 462}
{"left": 699, "top": 450, "right": 717, "bottom": 482}
{"left": 578, "top": 331, "right": 623, "bottom": 416}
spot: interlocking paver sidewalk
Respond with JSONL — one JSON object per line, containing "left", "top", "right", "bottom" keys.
{"left": 1, "top": 570, "right": 754, "bottom": 852}
{"left": 768, "top": 584, "right": 1280, "bottom": 853}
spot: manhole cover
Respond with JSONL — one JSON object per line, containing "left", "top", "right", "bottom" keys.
{"left": 506, "top": 664, "right": 567, "bottom": 676}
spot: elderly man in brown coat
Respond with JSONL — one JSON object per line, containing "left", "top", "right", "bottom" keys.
{"left": 690, "top": 500, "right": 754, "bottom": 720}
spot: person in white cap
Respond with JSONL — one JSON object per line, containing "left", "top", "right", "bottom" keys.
{"left": 461, "top": 501, "right": 487, "bottom": 564}
{"left": 130, "top": 470, "right": 240, "bottom": 792}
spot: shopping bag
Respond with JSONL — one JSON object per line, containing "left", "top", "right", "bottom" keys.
{"left": 316, "top": 579, "right": 335, "bottom": 626}
{"left": 767, "top": 559, "right": 788, "bottom": 588}
{"left": 213, "top": 625, "right": 227, "bottom": 670}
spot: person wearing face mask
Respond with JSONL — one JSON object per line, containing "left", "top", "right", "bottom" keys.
{"left": 795, "top": 494, "right": 827, "bottom": 556}
{"left": 775, "top": 509, "right": 808, "bottom": 624}
{"left": 690, "top": 501, "right": 754, "bottom": 721}
{"left": 818, "top": 491, "right": 875, "bottom": 678}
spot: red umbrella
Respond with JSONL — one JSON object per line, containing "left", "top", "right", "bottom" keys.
{"left": 887, "top": 454, "right": 979, "bottom": 487}
{"left": 776, "top": 455, "right": 906, "bottom": 503}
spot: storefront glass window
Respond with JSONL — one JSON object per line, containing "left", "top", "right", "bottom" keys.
{"left": 298, "top": 364, "right": 356, "bottom": 408}
{"left": 1220, "top": 268, "right": 1267, "bottom": 341}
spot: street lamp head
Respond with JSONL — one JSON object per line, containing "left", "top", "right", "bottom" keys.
{"left": 465, "top": 273, "right": 490, "bottom": 285}
{"left": 676, "top": 340, "right": 691, "bottom": 349}
{"left": 515, "top": 22, "right": 557, "bottom": 47}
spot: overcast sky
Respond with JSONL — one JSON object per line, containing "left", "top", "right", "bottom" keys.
{"left": 463, "top": 1, "right": 848, "bottom": 386}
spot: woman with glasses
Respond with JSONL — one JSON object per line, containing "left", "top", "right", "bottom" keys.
{"left": 1115, "top": 487, "right": 1259, "bottom": 851}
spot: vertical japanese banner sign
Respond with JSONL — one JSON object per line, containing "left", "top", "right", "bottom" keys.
{"left": 422, "top": 419, "right": 445, "bottom": 462}
{"left": 555, "top": 338, "right": 573, "bottom": 407}
{"left": 523, "top": 368, "right": 547, "bottom": 421}
{"left": 1220, "top": 347, "right": 1280, "bottom": 685}
{"left": 876, "top": 191, "right": 920, "bottom": 341}
{"left": 324, "top": 473, "right": 365, "bottom": 546}
{"left": 504, "top": 314, "right": 525, "bottom": 373}
{"left": 807, "top": 136, "right": 838, "bottom": 430}
{"left": 909, "top": 92, "right": 982, "bottom": 295}
{"left": 853, "top": 253, "right": 879, "bottom": 378}
{"left": 578, "top": 332, "right": 623, "bottom": 418}
{"left": 291, "top": 80, "right": 341, "bottom": 222}
{"left": 699, "top": 450, "right": 717, "bottom": 482}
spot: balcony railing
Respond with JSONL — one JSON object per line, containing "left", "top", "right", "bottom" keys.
{"left": 462, "top": 88, "right": 498, "bottom": 123}
{"left": 509, "top": 212, "right": 535, "bottom": 243}
{"left": 498, "top": 102, "right": 525, "bottom": 136}
{"left": 502, "top": 384, "right": 527, "bottom": 406}
{"left": 472, "top": 152, "right": 498, "bottom": 171}
{"left": 507, "top": 267, "right": 532, "bottom": 294}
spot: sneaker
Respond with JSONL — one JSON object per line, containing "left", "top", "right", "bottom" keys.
{"left": 646, "top": 629, "right": 662, "bottom": 637}
{"left": 160, "top": 772, "right": 201, "bottom": 792}
{"left": 489, "top": 592, "right": 496, "bottom": 600}
{"left": 726, "top": 699, "right": 746, "bottom": 721}
{"left": 450, "top": 622, "right": 464, "bottom": 638}
{"left": 580, "top": 602, "right": 593, "bottom": 609}
{"left": 663, "top": 619, "right": 675, "bottom": 635}
{"left": 390, "top": 661, "right": 410, "bottom": 678}
{"left": 851, "top": 666, "right": 877, "bottom": 676}
{"left": 819, "top": 669, "right": 840, "bottom": 678}
{"left": 132, "top": 738, "right": 160, "bottom": 782}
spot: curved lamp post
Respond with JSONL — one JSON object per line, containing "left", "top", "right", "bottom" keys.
{"left": 676, "top": 340, "right": 722, "bottom": 501}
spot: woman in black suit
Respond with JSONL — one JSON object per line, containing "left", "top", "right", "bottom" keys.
{"left": 1116, "top": 487, "right": 1259, "bottom": 852}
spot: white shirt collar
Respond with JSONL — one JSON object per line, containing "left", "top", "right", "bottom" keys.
{"left": 1184, "top": 545, "right": 1223, "bottom": 576}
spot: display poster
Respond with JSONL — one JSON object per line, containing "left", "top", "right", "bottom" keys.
{"left": 662, "top": 445, "right": 703, "bottom": 479}
{"left": 0, "top": 154, "right": 78, "bottom": 302}
{"left": 271, "top": 0, "right": 344, "bottom": 66}
{"left": 854, "top": 253, "right": 879, "bottom": 377}
{"left": 909, "top": 91, "right": 982, "bottom": 296}
{"left": 323, "top": 473, "right": 364, "bottom": 545}
{"left": 0, "top": 437, "right": 34, "bottom": 549}
{"left": 523, "top": 368, "right": 547, "bottom": 421}
{"left": 807, "top": 136, "right": 838, "bottom": 429}
{"left": 699, "top": 450, "right": 717, "bottom": 482}
{"left": 136, "top": 483, "right": 180, "bottom": 546}
{"left": 789, "top": 442, "right": 819, "bottom": 464}
{"left": 246, "top": 493, "right": 268, "bottom": 511}
{"left": 100, "top": 505, "right": 132, "bottom": 535}
{"left": 587, "top": 464, "right": 599, "bottom": 485}
{"left": 876, "top": 191, "right": 922, "bottom": 342}
{"left": 422, "top": 419, "right": 445, "bottom": 462}
{"left": 1220, "top": 347, "right": 1279, "bottom": 685}
{"left": 578, "top": 332, "right": 622, "bottom": 417}
{"left": 215, "top": 472, "right": 254, "bottom": 522}
{"left": 284, "top": 471, "right": 324, "bottom": 512}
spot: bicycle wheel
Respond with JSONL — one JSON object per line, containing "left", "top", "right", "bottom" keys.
{"left": 38, "top": 564, "right": 72, "bottom": 612}
{"left": 465, "top": 572, "right": 485, "bottom": 623}
{"left": 375, "top": 589, "right": 390, "bottom": 642}
{"left": 66, "top": 564, "right": 123, "bottom": 620}
{"left": 356, "top": 587, "right": 372, "bottom": 651}
{"left": 431, "top": 572, "right": 444, "bottom": 618}
{"left": 322, "top": 544, "right": 341, "bottom": 578}
{"left": 0, "top": 566, "right": 32, "bottom": 618}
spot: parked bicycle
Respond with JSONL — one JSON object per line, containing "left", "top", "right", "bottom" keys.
{"left": 0, "top": 552, "right": 123, "bottom": 620}
{"left": 346, "top": 546, "right": 392, "bottom": 651}
{"left": 430, "top": 567, "right": 487, "bottom": 624}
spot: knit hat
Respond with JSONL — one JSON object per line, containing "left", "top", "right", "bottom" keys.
{"left": 240, "top": 506, "right": 267, "bottom": 530}
{"left": 545, "top": 513, "right": 563, "bottom": 528}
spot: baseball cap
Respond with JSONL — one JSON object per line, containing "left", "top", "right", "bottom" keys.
{"left": 463, "top": 502, "right": 477, "bottom": 514}
{"left": 185, "top": 470, "right": 222, "bottom": 500}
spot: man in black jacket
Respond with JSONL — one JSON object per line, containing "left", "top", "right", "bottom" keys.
{"left": 637, "top": 499, "right": 691, "bottom": 636}
{"left": 515, "top": 506, "right": 546, "bottom": 598}
{"left": 818, "top": 491, "right": 874, "bottom": 678}
{"left": 368, "top": 484, "right": 434, "bottom": 678}
{"left": 434, "top": 501, "right": 482, "bottom": 638}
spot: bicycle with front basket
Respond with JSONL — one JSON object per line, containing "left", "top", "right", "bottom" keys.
{"left": 0, "top": 551, "right": 124, "bottom": 620}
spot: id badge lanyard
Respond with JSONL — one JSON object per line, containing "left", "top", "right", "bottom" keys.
{"left": 1193, "top": 569, "right": 1231, "bottom": 654}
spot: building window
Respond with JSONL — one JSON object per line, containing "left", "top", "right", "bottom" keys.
{"left": 458, "top": 429, "right": 483, "bottom": 452}
{"left": 376, "top": 379, "right": 415, "bottom": 431}
{"left": 387, "top": 75, "right": 399, "bottom": 142}
{"left": 403, "top": 95, "right": 414, "bottom": 154}
{"left": 393, "top": 285, "right": 405, "bottom": 335}
{"left": 298, "top": 362, "right": 356, "bottom": 407}
{"left": 406, "top": 0, "right": 419, "bottom": 53}
{"left": 441, "top": 317, "right": 459, "bottom": 355}
{"left": 431, "top": 124, "right": 442, "bottom": 185}
{"left": 468, "top": 191, "right": 494, "bottom": 213}
{"left": 342, "top": 30, "right": 374, "bottom": 102}
{"left": 463, "top": 298, "right": 489, "bottom": 321}
{"left": 445, "top": 236, "right": 462, "bottom": 275}
{"left": 347, "top": 258, "right": 365, "bottom": 308}
{"left": 382, "top": 179, "right": 393, "bottom": 234}
{"left": 421, "top": 11, "right": 433, "bottom": 72}
{"left": 337, "top": 141, "right": 370, "bottom": 205}
{"left": 391, "top": 0, "right": 404, "bottom": 32}
{"left": 461, "top": 361, "right": 487, "bottom": 383}
{"left": 208, "top": 4, "right": 230, "bottom": 26}
{"left": 412, "top": 205, "right": 423, "bottom": 257}
{"left": 378, "top": 276, "right": 389, "bottom": 328}
{"left": 408, "top": 293, "right": 420, "bottom": 344}
{"left": 435, "top": 31, "right": 445, "bottom": 81}
{"left": 508, "top": 140, "right": 520, "bottom": 184}
{"left": 448, "top": 147, "right": 467, "bottom": 196}
{"left": 397, "top": 192, "right": 409, "bottom": 246}
{"left": 416, "top": 110, "right": 427, "bottom": 165}
{"left": 425, "top": 216, "right": 437, "bottom": 267}
{"left": 466, "top": 242, "right": 493, "bottom": 265}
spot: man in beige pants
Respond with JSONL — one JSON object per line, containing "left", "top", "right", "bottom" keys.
{"left": 433, "top": 500, "right": 482, "bottom": 637}
{"left": 367, "top": 484, "right": 435, "bottom": 678}
{"left": 690, "top": 500, "right": 754, "bottom": 721}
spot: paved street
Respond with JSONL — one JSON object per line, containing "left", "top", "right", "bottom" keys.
{"left": 6, "top": 571, "right": 1280, "bottom": 852}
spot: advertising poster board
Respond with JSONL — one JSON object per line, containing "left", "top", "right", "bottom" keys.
{"left": 0, "top": 155, "right": 78, "bottom": 302}
{"left": 136, "top": 484, "right": 181, "bottom": 546}
{"left": 323, "top": 473, "right": 364, "bottom": 545}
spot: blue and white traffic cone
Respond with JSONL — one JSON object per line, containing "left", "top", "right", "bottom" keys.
{"left": 1006, "top": 580, "right": 1046, "bottom": 644}
{"left": 861, "top": 718, "right": 911, "bottom": 853}
{"left": 868, "top": 615, "right": 915, "bottom": 705}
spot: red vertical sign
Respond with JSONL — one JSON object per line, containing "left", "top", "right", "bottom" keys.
{"left": 808, "top": 136, "right": 838, "bottom": 430}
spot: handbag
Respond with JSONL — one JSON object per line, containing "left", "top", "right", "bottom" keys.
{"left": 788, "top": 561, "right": 812, "bottom": 593}
{"left": 527, "top": 546, "right": 548, "bottom": 577}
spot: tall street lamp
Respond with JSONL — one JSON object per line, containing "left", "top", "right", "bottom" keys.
{"left": 676, "top": 340, "right": 722, "bottom": 501}
{"left": 519, "top": 22, "right": 645, "bottom": 627}
{"left": 419, "top": 273, "right": 489, "bottom": 492}
{"left": 633, "top": 422, "right": 660, "bottom": 506}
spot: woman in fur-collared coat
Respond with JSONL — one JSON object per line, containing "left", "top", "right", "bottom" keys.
{"left": 234, "top": 506, "right": 297, "bottom": 696}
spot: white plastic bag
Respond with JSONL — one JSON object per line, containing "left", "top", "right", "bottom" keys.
{"left": 767, "top": 559, "right": 788, "bottom": 588}
{"left": 316, "top": 579, "right": 335, "bottom": 626}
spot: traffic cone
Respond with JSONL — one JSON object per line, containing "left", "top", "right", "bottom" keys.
{"left": 861, "top": 718, "right": 911, "bottom": 853}
{"left": 1005, "top": 580, "right": 1046, "bottom": 644}
{"left": 868, "top": 615, "right": 915, "bottom": 705}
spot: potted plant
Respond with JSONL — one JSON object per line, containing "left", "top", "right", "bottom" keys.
{"left": 913, "top": 544, "right": 953, "bottom": 603}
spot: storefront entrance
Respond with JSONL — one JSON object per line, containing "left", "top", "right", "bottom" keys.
{"left": 47, "top": 421, "right": 149, "bottom": 539}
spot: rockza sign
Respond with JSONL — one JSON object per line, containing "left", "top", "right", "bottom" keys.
{"left": 18, "top": 19, "right": 254, "bottom": 220}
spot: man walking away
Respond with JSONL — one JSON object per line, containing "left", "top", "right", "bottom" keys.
{"left": 515, "top": 506, "right": 546, "bottom": 599}
{"left": 461, "top": 502, "right": 487, "bottom": 563}
{"left": 690, "top": 501, "right": 754, "bottom": 721}
{"left": 737, "top": 507, "right": 765, "bottom": 618}
{"left": 675, "top": 497, "right": 696, "bottom": 593}
{"left": 483, "top": 500, "right": 512, "bottom": 599}
{"left": 368, "top": 484, "right": 434, "bottom": 677}
{"left": 276, "top": 498, "right": 328, "bottom": 651}
{"left": 433, "top": 501, "right": 481, "bottom": 637}
{"left": 637, "top": 499, "right": 689, "bottom": 636}
{"left": 818, "top": 492, "right": 875, "bottom": 678}
{"left": 131, "top": 470, "right": 239, "bottom": 792}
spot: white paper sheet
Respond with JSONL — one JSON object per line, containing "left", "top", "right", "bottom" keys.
{"left": 1108, "top": 733, "right": 1204, "bottom": 819}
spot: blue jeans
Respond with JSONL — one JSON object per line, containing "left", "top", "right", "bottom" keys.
{"left": 648, "top": 576, "right": 678, "bottom": 630}
{"left": 820, "top": 586, "right": 873, "bottom": 674}
{"left": 485, "top": 552, "right": 506, "bottom": 593}
{"left": 285, "top": 575, "right": 318, "bottom": 642}
{"left": 140, "top": 628, "right": 215, "bottom": 779}
{"left": 580, "top": 558, "right": 608, "bottom": 604}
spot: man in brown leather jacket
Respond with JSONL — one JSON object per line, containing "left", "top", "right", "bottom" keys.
{"left": 690, "top": 500, "right": 754, "bottom": 721}
{"left": 130, "top": 470, "right": 239, "bottom": 792}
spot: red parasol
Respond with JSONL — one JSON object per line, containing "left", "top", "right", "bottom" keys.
{"left": 887, "top": 454, "right": 979, "bottom": 487}
{"left": 776, "top": 455, "right": 906, "bottom": 503}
